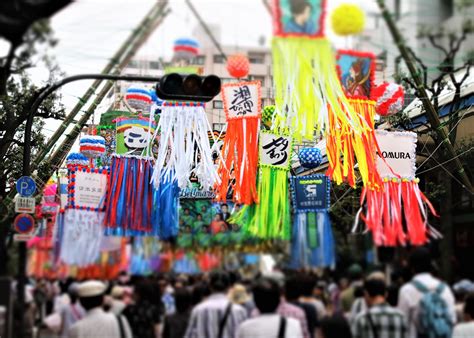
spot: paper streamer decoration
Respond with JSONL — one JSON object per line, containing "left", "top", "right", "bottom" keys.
{"left": 103, "top": 155, "right": 155, "bottom": 235}
{"left": 215, "top": 81, "right": 261, "bottom": 205}
{"left": 289, "top": 174, "right": 335, "bottom": 268}
{"left": 231, "top": 131, "right": 292, "bottom": 239}
{"left": 125, "top": 85, "right": 153, "bottom": 112}
{"left": 152, "top": 102, "right": 219, "bottom": 191}
{"left": 115, "top": 116, "right": 156, "bottom": 155}
{"left": 80, "top": 135, "right": 106, "bottom": 159}
{"left": 271, "top": 2, "right": 381, "bottom": 190}
{"left": 354, "top": 131, "right": 440, "bottom": 246}
{"left": 59, "top": 208, "right": 104, "bottom": 266}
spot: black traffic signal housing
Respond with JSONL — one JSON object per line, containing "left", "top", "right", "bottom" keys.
{"left": 156, "top": 73, "right": 221, "bottom": 102}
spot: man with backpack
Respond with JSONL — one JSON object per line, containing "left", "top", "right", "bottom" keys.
{"left": 398, "top": 247, "right": 456, "bottom": 338}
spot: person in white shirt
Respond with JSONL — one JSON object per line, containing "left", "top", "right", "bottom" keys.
{"left": 453, "top": 293, "right": 474, "bottom": 338}
{"left": 397, "top": 247, "right": 456, "bottom": 338}
{"left": 68, "top": 280, "right": 132, "bottom": 338}
{"left": 237, "top": 277, "right": 303, "bottom": 338}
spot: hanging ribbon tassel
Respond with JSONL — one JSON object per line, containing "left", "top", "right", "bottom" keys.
{"left": 215, "top": 81, "right": 261, "bottom": 205}
{"left": 103, "top": 155, "right": 155, "bottom": 236}
{"left": 152, "top": 102, "right": 219, "bottom": 190}
{"left": 152, "top": 172, "right": 180, "bottom": 239}
{"left": 356, "top": 179, "right": 438, "bottom": 246}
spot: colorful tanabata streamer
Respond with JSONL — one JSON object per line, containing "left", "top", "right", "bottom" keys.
{"left": 152, "top": 102, "right": 219, "bottom": 190}
{"left": 103, "top": 155, "right": 179, "bottom": 237}
{"left": 215, "top": 81, "right": 261, "bottom": 204}
{"left": 231, "top": 131, "right": 292, "bottom": 240}
{"left": 289, "top": 174, "right": 335, "bottom": 268}
{"left": 354, "top": 131, "right": 440, "bottom": 246}
{"left": 271, "top": 1, "right": 381, "bottom": 189}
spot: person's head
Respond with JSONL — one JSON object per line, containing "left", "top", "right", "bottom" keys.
{"left": 134, "top": 280, "right": 154, "bottom": 303}
{"left": 77, "top": 280, "right": 107, "bottom": 311}
{"left": 300, "top": 274, "right": 316, "bottom": 297}
{"left": 221, "top": 204, "right": 228, "bottom": 212}
{"left": 184, "top": 208, "right": 190, "bottom": 215}
{"left": 290, "top": 0, "right": 312, "bottom": 24}
{"left": 209, "top": 271, "right": 230, "bottom": 293}
{"left": 201, "top": 206, "right": 207, "bottom": 212}
{"left": 363, "top": 278, "right": 386, "bottom": 306}
{"left": 319, "top": 315, "right": 353, "bottom": 338}
{"left": 348, "top": 264, "right": 363, "bottom": 282}
{"left": 192, "top": 281, "right": 211, "bottom": 305}
{"left": 174, "top": 287, "right": 192, "bottom": 313}
{"left": 464, "top": 293, "right": 474, "bottom": 321}
{"left": 197, "top": 213, "right": 202, "bottom": 220}
{"left": 110, "top": 285, "right": 125, "bottom": 300}
{"left": 213, "top": 214, "right": 222, "bottom": 221}
{"left": 409, "top": 247, "right": 432, "bottom": 274}
{"left": 68, "top": 282, "right": 80, "bottom": 304}
{"left": 284, "top": 275, "right": 302, "bottom": 301}
{"left": 253, "top": 278, "right": 281, "bottom": 314}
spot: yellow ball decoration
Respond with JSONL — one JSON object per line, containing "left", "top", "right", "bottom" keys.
{"left": 331, "top": 4, "right": 366, "bottom": 36}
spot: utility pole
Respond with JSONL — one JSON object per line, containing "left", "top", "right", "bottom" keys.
{"left": 376, "top": 0, "right": 473, "bottom": 194}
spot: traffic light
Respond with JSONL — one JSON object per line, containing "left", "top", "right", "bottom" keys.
{"left": 156, "top": 73, "right": 221, "bottom": 102}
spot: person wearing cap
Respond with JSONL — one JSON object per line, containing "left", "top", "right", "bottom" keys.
{"left": 109, "top": 285, "right": 126, "bottom": 315}
{"left": 58, "top": 283, "right": 85, "bottom": 338}
{"left": 68, "top": 280, "right": 132, "bottom": 338}
{"left": 229, "top": 283, "right": 254, "bottom": 316}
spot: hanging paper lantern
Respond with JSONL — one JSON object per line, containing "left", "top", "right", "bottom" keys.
{"left": 80, "top": 135, "right": 106, "bottom": 158}
{"left": 298, "top": 148, "right": 323, "bottom": 169}
{"left": 66, "top": 152, "right": 89, "bottom": 167}
{"left": 125, "top": 85, "right": 153, "bottom": 112}
{"left": 226, "top": 54, "right": 250, "bottom": 78}
{"left": 372, "top": 82, "right": 405, "bottom": 117}
{"left": 331, "top": 4, "right": 366, "bottom": 36}
{"left": 173, "top": 38, "right": 200, "bottom": 60}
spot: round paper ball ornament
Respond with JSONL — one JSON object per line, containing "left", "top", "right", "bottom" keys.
{"left": 79, "top": 135, "right": 106, "bottom": 159}
{"left": 262, "top": 105, "right": 275, "bottom": 125}
{"left": 298, "top": 148, "right": 323, "bottom": 169}
{"left": 331, "top": 4, "right": 366, "bottom": 36}
{"left": 226, "top": 54, "right": 250, "bottom": 78}
{"left": 125, "top": 85, "right": 153, "bottom": 112}
{"left": 372, "top": 82, "right": 405, "bottom": 117}
{"left": 173, "top": 37, "right": 200, "bottom": 61}
{"left": 66, "top": 152, "right": 89, "bottom": 167}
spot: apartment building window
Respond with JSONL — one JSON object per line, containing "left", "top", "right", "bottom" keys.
{"left": 213, "top": 100, "right": 223, "bottom": 109}
{"left": 195, "top": 55, "right": 206, "bottom": 65}
{"left": 149, "top": 61, "right": 160, "bottom": 70}
{"left": 249, "top": 75, "right": 265, "bottom": 85}
{"left": 212, "top": 123, "right": 226, "bottom": 131}
{"left": 249, "top": 52, "right": 265, "bottom": 64}
{"left": 127, "top": 60, "right": 139, "bottom": 68}
{"left": 213, "top": 55, "right": 225, "bottom": 64}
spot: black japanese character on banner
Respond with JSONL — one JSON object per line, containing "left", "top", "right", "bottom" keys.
{"left": 229, "top": 85, "right": 254, "bottom": 115}
{"left": 262, "top": 136, "right": 289, "bottom": 166}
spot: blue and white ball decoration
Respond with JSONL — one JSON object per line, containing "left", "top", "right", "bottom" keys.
{"left": 79, "top": 135, "right": 106, "bottom": 159}
{"left": 66, "top": 153, "right": 89, "bottom": 167}
{"left": 173, "top": 37, "right": 200, "bottom": 61}
{"left": 125, "top": 85, "right": 153, "bottom": 112}
{"left": 298, "top": 147, "right": 323, "bottom": 169}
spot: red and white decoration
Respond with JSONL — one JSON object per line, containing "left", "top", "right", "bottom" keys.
{"left": 372, "top": 82, "right": 404, "bottom": 117}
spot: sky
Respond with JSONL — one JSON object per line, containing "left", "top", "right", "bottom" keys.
{"left": 2, "top": 0, "right": 373, "bottom": 139}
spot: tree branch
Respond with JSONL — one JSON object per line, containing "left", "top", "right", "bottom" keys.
{"left": 428, "top": 34, "right": 449, "bottom": 57}
{"left": 408, "top": 47, "right": 428, "bottom": 87}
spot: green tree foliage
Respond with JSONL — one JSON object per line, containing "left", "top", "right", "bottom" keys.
{"left": 0, "top": 20, "right": 65, "bottom": 274}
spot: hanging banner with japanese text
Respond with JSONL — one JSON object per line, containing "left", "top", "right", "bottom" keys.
{"left": 259, "top": 131, "right": 292, "bottom": 169}
{"left": 68, "top": 167, "right": 109, "bottom": 211}
{"left": 222, "top": 81, "right": 261, "bottom": 119}
{"left": 375, "top": 130, "right": 417, "bottom": 179}
{"left": 291, "top": 174, "right": 330, "bottom": 212}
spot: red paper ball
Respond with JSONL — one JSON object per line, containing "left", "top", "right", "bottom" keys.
{"left": 372, "top": 82, "right": 405, "bottom": 117}
{"left": 226, "top": 54, "right": 250, "bottom": 78}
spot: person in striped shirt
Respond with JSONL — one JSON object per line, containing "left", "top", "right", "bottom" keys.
{"left": 352, "top": 278, "right": 408, "bottom": 338}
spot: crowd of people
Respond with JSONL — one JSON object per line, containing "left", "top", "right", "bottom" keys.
{"left": 15, "top": 247, "right": 474, "bottom": 338}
